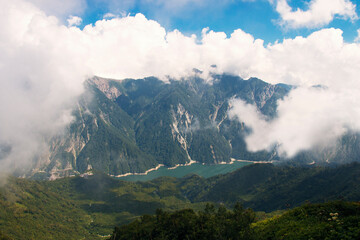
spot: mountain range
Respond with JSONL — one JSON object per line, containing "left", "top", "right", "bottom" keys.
{"left": 24, "top": 73, "right": 360, "bottom": 179}
{"left": 29, "top": 74, "right": 289, "bottom": 179}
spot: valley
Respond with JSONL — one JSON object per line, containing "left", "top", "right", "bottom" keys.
{"left": 2, "top": 74, "right": 360, "bottom": 239}
{"left": 1, "top": 163, "right": 360, "bottom": 239}
{"left": 3, "top": 1, "right": 360, "bottom": 239}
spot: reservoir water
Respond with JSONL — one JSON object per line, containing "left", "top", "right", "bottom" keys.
{"left": 117, "top": 161, "right": 253, "bottom": 181}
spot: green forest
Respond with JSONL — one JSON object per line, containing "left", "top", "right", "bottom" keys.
{"left": 109, "top": 201, "right": 360, "bottom": 240}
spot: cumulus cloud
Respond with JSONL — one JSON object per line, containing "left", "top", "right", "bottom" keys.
{"left": 226, "top": 27, "right": 360, "bottom": 157}
{"left": 229, "top": 86, "right": 360, "bottom": 157}
{"left": 275, "top": 0, "right": 358, "bottom": 29}
{"left": 355, "top": 29, "right": 360, "bottom": 42}
{"left": 0, "top": 0, "right": 90, "bottom": 173}
{"left": 2, "top": 0, "right": 360, "bottom": 172}
{"left": 67, "top": 16, "right": 82, "bottom": 27}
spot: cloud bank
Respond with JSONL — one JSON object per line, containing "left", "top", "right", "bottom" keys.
{"left": 0, "top": 0, "right": 90, "bottom": 173}
{"left": 229, "top": 86, "right": 360, "bottom": 158}
{"left": 2, "top": 0, "right": 360, "bottom": 172}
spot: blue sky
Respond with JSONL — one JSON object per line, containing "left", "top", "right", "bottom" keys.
{"left": 76, "top": 0, "right": 360, "bottom": 43}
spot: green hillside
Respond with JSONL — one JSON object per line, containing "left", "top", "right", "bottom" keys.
{"left": 253, "top": 201, "right": 360, "bottom": 240}
{"left": 109, "top": 201, "right": 360, "bottom": 240}
{"left": 109, "top": 203, "right": 255, "bottom": 240}
{"left": 0, "top": 177, "right": 94, "bottom": 239}
{"left": 2, "top": 163, "right": 360, "bottom": 239}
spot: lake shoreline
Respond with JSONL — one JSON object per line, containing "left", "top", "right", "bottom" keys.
{"left": 112, "top": 158, "right": 272, "bottom": 179}
{"left": 110, "top": 164, "right": 165, "bottom": 178}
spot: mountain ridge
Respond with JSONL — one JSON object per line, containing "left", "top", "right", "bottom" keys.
{"left": 18, "top": 73, "right": 360, "bottom": 180}
{"left": 28, "top": 74, "right": 290, "bottom": 179}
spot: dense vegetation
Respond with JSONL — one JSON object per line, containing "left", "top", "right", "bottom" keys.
{"left": 193, "top": 162, "right": 360, "bottom": 211}
{"left": 109, "top": 201, "right": 360, "bottom": 240}
{"left": 0, "top": 231, "right": 12, "bottom": 240}
{"left": 253, "top": 201, "right": 360, "bottom": 239}
{"left": 2, "top": 163, "right": 360, "bottom": 239}
{"left": 0, "top": 177, "right": 94, "bottom": 239}
{"left": 0, "top": 174, "right": 208, "bottom": 239}
{"left": 109, "top": 203, "right": 255, "bottom": 240}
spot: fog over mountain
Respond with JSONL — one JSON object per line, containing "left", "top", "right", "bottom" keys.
{"left": 2, "top": 0, "right": 360, "bottom": 175}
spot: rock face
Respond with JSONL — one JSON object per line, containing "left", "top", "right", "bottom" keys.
{"left": 89, "top": 76, "right": 122, "bottom": 100}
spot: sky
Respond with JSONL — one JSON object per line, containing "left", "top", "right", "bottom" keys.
{"left": 1, "top": 0, "right": 360, "bottom": 172}
{"left": 32, "top": 0, "right": 360, "bottom": 43}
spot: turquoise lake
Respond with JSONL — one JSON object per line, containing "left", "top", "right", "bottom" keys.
{"left": 116, "top": 161, "right": 253, "bottom": 181}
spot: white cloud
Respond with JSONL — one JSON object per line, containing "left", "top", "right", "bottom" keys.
{"left": 226, "top": 28, "right": 360, "bottom": 157}
{"left": 229, "top": 87, "right": 360, "bottom": 157}
{"left": 2, "top": 0, "right": 360, "bottom": 171}
{"left": 275, "top": 0, "right": 358, "bottom": 29}
{"left": 103, "top": 13, "right": 120, "bottom": 19}
{"left": 0, "top": 0, "right": 89, "bottom": 172}
{"left": 67, "top": 15, "right": 82, "bottom": 27}
{"left": 355, "top": 29, "right": 360, "bottom": 42}
{"left": 104, "top": 13, "right": 116, "bottom": 18}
